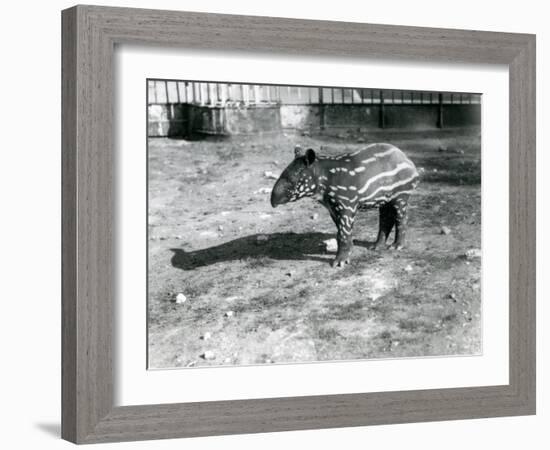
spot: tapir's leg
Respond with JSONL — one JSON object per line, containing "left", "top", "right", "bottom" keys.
{"left": 326, "top": 202, "right": 356, "bottom": 267}
{"left": 373, "top": 203, "right": 396, "bottom": 249}
{"left": 333, "top": 212, "right": 356, "bottom": 267}
{"left": 391, "top": 194, "right": 410, "bottom": 250}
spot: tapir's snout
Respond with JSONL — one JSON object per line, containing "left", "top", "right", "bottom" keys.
{"left": 270, "top": 178, "right": 289, "bottom": 208}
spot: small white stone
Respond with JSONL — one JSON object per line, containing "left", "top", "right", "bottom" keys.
{"left": 264, "top": 171, "right": 279, "bottom": 180}
{"left": 440, "top": 226, "right": 452, "bottom": 235}
{"left": 257, "top": 235, "right": 269, "bottom": 242}
{"left": 202, "top": 332, "right": 212, "bottom": 341}
{"left": 218, "top": 225, "right": 223, "bottom": 231}
{"left": 323, "top": 238, "right": 338, "bottom": 253}
{"left": 175, "top": 293, "right": 187, "bottom": 304}
{"left": 224, "top": 357, "right": 232, "bottom": 364}
{"left": 465, "top": 248, "right": 482, "bottom": 260}
{"left": 404, "top": 265, "right": 413, "bottom": 273}
{"left": 225, "top": 311, "right": 234, "bottom": 318}
{"left": 311, "top": 213, "right": 319, "bottom": 220}
{"left": 202, "top": 351, "right": 216, "bottom": 360}
{"left": 255, "top": 187, "right": 271, "bottom": 194}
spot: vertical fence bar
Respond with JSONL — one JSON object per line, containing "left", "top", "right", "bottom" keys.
{"left": 318, "top": 87, "right": 325, "bottom": 131}
{"left": 175, "top": 82, "right": 181, "bottom": 103}
{"left": 437, "top": 92, "right": 444, "bottom": 128}
{"left": 163, "top": 81, "right": 169, "bottom": 103}
{"left": 153, "top": 80, "right": 158, "bottom": 103}
{"left": 379, "top": 90, "right": 385, "bottom": 128}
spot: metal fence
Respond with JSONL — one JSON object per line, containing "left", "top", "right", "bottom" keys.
{"left": 147, "top": 80, "right": 481, "bottom": 107}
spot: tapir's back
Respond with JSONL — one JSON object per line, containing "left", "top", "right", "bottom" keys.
{"left": 322, "top": 143, "right": 419, "bottom": 207}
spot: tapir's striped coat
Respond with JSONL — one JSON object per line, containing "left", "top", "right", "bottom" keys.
{"left": 271, "top": 143, "right": 419, "bottom": 267}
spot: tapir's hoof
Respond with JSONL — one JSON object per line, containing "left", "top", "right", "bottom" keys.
{"left": 368, "top": 242, "right": 388, "bottom": 251}
{"left": 331, "top": 256, "right": 351, "bottom": 267}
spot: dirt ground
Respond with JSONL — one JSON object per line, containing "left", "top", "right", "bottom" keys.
{"left": 147, "top": 127, "right": 482, "bottom": 369}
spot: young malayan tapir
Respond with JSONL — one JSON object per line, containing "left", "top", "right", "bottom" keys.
{"left": 270, "top": 144, "right": 419, "bottom": 267}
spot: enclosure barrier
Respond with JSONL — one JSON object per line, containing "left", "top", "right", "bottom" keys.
{"left": 147, "top": 80, "right": 481, "bottom": 137}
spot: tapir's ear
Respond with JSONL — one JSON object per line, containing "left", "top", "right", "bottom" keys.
{"left": 305, "top": 148, "right": 316, "bottom": 166}
{"left": 294, "top": 145, "right": 303, "bottom": 158}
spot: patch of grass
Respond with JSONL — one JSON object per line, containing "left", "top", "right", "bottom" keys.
{"left": 321, "top": 300, "right": 369, "bottom": 321}
{"left": 317, "top": 327, "right": 343, "bottom": 341}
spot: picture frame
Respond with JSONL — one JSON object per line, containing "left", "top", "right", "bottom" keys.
{"left": 61, "top": 4, "right": 536, "bottom": 444}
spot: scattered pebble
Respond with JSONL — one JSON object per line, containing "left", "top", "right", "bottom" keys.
{"left": 449, "top": 293, "right": 457, "bottom": 302}
{"left": 175, "top": 235, "right": 182, "bottom": 240}
{"left": 224, "top": 357, "right": 232, "bottom": 364}
{"left": 175, "top": 293, "right": 187, "bottom": 304}
{"left": 285, "top": 272, "right": 292, "bottom": 277}
{"left": 255, "top": 187, "right": 271, "bottom": 194}
{"left": 465, "top": 248, "right": 482, "bottom": 260}
{"left": 323, "top": 238, "right": 338, "bottom": 253}
{"left": 218, "top": 225, "right": 224, "bottom": 231}
{"left": 186, "top": 360, "right": 197, "bottom": 367}
{"left": 264, "top": 171, "right": 279, "bottom": 180}
{"left": 404, "top": 264, "right": 413, "bottom": 273}
{"left": 438, "top": 145, "right": 447, "bottom": 152}
{"left": 311, "top": 213, "right": 319, "bottom": 220}
{"left": 357, "top": 137, "right": 366, "bottom": 143}
{"left": 201, "top": 332, "right": 212, "bottom": 341}
{"left": 440, "top": 226, "right": 452, "bottom": 235}
{"left": 225, "top": 310, "right": 234, "bottom": 318}
{"left": 256, "top": 235, "right": 269, "bottom": 243}
{"left": 201, "top": 351, "right": 216, "bottom": 360}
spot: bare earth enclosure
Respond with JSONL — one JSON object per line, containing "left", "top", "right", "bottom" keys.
{"left": 147, "top": 127, "right": 482, "bottom": 369}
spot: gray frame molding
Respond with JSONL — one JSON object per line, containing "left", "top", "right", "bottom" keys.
{"left": 62, "top": 5, "right": 536, "bottom": 444}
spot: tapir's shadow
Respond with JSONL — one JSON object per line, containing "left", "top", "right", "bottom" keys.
{"left": 170, "top": 232, "right": 375, "bottom": 270}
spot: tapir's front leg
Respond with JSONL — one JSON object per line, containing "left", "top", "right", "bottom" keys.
{"left": 332, "top": 206, "right": 356, "bottom": 267}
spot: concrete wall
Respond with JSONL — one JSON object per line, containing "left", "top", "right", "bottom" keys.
{"left": 147, "top": 104, "right": 188, "bottom": 137}
{"left": 148, "top": 103, "right": 481, "bottom": 137}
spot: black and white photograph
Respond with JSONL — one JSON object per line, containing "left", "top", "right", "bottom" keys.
{"left": 147, "top": 79, "right": 482, "bottom": 369}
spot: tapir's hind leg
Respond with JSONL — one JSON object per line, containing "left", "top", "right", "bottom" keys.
{"left": 391, "top": 194, "right": 410, "bottom": 250}
{"left": 372, "top": 203, "right": 396, "bottom": 249}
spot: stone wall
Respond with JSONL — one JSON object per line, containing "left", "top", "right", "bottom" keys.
{"left": 148, "top": 103, "right": 481, "bottom": 137}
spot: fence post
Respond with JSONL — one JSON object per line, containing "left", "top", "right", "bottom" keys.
{"left": 379, "top": 90, "right": 386, "bottom": 129}
{"left": 437, "top": 92, "right": 444, "bottom": 128}
{"left": 318, "top": 87, "right": 325, "bottom": 131}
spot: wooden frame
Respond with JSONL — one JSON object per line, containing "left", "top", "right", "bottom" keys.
{"left": 62, "top": 5, "right": 536, "bottom": 444}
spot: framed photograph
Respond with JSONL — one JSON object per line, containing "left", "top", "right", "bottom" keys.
{"left": 62, "top": 5, "right": 536, "bottom": 444}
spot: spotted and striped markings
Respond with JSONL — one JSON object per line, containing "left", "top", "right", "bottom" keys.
{"left": 279, "top": 143, "right": 418, "bottom": 266}
{"left": 319, "top": 145, "right": 418, "bottom": 266}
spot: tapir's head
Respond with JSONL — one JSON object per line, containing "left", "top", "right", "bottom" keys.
{"left": 271, "top": 145, "right": 318, "bottom": 207}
